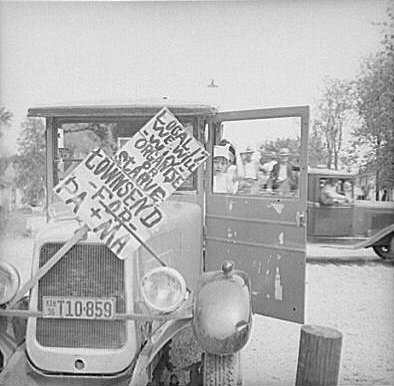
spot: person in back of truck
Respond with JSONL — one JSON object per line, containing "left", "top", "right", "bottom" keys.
{"left": 219, "top": 139, "right": 239, "bottom": 193}
{"left": 238, "top": 146, "right": 259, "bottom": 194}
{"left": 257, "top": 148, "right": 278, "bottom": 192}
{"left": 270, "top": 147, "right": 299, "bottom": 195}
{"left": 213, "top": 145, "right": 238, "bottom": 194}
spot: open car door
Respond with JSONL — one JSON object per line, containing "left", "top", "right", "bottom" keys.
{"left": 204, "top": 106, "right": 309, "bottom": 323}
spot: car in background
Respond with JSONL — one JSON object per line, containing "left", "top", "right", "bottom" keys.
{"left": 307, "top": 167, "right": 394, "bottom": 259}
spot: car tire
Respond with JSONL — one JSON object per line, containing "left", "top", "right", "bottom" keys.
{"left": 373, "top": 234, "right": 394, "bottom": 259}
{"left": 373, "top": 245, "right": 394, "bottom": 260}
{"left": 203, "top": 352, "right": 242, "bottom": 386}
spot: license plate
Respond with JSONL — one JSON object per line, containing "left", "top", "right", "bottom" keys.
{"left": 42, "top": 296, "right": 115, "bottom": 320}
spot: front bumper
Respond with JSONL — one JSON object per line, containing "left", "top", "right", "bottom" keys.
{"left": 0, "top": 344, "right": 133, "bottom": 386}
{"left": 0, "top": 317, "right": 192, "bottom": 386}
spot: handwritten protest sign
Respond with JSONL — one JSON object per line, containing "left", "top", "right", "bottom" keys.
{"left": 54, "top": 107, "right": 209, "bottom": 260}
{"left": 114, "top": 107, "right": 209, "bottom": 204}
{"left": 54, "top": 148, "right": 164, "bottom": 258}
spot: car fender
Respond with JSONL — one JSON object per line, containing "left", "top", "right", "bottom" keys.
{"left": 192, "top": 261, "right": 252, "bottom": 355}
{"left": 351, "top": 224, "right": 394, "bottom": 249}
{"left": 128, "top": 318, "right": 192, "bottom": 386}
{"left": 0, "top": 323, "right": 18, "bottom": 371}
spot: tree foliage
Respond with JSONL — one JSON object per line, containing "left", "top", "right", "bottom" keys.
{"left": 310, "top": 78, "right": 354, "bottom": 170}
{"left": 309, "top": 121, "right": 328, "bottom": 168}
{"left": 0, "top": 107, "right": 13, "bottom": 137}
{"left": 14, "top": 118, "right": 46, "bottom": 206}
{"left": 352, "top": 0, "right": 394, "bottom": 196}
{"left": 310, "top": 0, "right": 394, "bottom": 193}
{"left": 260, "top": 137, "right": 301, "bottom": 163}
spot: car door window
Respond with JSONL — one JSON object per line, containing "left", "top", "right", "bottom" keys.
{"left": 212, "top": 117, "right": 301, "bottom": 197}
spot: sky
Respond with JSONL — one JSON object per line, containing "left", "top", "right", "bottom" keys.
{"left": 0, "top": 0, "right": 389, "bottom": 155}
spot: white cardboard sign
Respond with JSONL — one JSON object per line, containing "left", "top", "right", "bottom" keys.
{"left": 114, "top": 107, "right": 209, "bottom": 204}
{"left": 54, "top": 108, "right": 209, "bottom": 260}
{"left": 54, "top": 148, "right": 164, "bottom": 258}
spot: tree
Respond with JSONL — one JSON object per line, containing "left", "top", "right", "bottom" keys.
{"left": 261, "top": 137, "right": 301, "bottom": 163}
{"left": 352, "top": 0, "right": 394, "bottom": 198}
{"left": 309, "top": 121, "right": 328, "bottom": 168}
{"left": 0, "top": 108, "right": 14, "bottom": 194}
{"left": 14, "top": 118, "right": 46, "bottom": 206}
{"left": 0, "top": 107, "right": 13, "bottom": 137}
{"left": 312, "top": 78, "right": 355, "bottom": 170}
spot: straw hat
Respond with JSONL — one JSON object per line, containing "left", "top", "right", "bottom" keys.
{"left": 240, "top": 146, "right": 254, "bottom": 154}
{"left": 279, "top": 147, "right": 290, "bottom": 156}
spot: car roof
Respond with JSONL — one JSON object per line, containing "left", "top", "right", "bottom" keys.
{"left": 308, "top": 167, "right": 356, "bottom": 178}
{"left": 27, "top": 100, "right": 217, "bottom": 118}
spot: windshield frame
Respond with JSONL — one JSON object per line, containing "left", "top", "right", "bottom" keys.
{"left": 39, "top": 107, "right": 213, "bottom": 211}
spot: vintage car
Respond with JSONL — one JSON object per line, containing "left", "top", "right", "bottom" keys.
{"left": 307, "top": 167, "right": 394, "bottom": 259}
{"left": 0, "top": 102, "right": 309, "bottom": 385}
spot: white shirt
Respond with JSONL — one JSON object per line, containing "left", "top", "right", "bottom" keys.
{"left": 278, "top": 163, "right": 288, "bottom": 182}
{"left": 322, "top": 184, "right": 348, "bottom": 202}
{"left": 242, "top": 161, "right": 258, "bottom": 180}
{"left": 213, "top": 172, "right": 237, "bottom": 194}
{"left": 261, "top": 160, "right": 277, "bottom": 173}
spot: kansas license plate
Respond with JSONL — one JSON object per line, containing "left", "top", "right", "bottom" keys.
{"left": 42, "top": 296, "right": 115, "bottom": 319}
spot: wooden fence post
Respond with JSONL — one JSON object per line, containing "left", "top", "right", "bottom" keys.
{"left": 296, "top": 325, "right": 343, "bottom": 386}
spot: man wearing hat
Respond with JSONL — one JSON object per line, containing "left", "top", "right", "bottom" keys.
{"left": 258, "top": 149, "right": 278, "bottom": 191}
{"left": 239, "top": 146, "right": 259, "bottom": 194}
{"left": 213, "top": 145, "right": 237, "bottom": 194}
{"left": 270, "top": 147, "right": 299, "bottom": 195}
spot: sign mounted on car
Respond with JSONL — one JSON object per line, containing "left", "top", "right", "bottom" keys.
{"left": 114, "top": 107, "right": 209, "bottom": 204}
{"left": 54, "top": 107, "right": 209, "bottom": 259}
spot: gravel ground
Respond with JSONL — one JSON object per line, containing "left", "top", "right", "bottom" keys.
{"left": 242, "top": 262, "right": 394, "bottom": 386}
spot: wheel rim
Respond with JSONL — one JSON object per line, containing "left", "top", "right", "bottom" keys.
{"left": 373, "top": 245, "right": 394, "bottom": 260}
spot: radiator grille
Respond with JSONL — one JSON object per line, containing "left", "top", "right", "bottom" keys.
{"left": 36, "top": 243, "right": 127, "bottom": 349}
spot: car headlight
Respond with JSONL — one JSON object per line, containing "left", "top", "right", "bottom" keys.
{"left": 0, "top": 262, "right": 20, "bottom": 305}
{"left": 140, "top": 267, "right": 187, "bottom": 313}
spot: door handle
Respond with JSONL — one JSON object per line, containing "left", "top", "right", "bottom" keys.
{"left": 296, "top": 211, "right": 306, "bottom": 228}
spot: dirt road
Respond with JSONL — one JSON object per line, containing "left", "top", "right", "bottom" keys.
{"left": 242, "top": 261, "right": 394, "bottom": 386}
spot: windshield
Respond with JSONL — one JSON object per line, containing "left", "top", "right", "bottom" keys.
{"left": 319, "top": 177, "right": 354, "bottom": 201}
{"left": 55, "top": 118, "right": 197, "bottom": 194}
